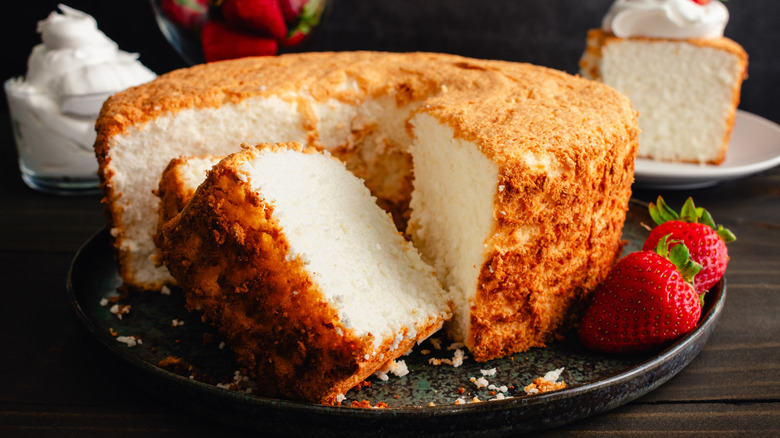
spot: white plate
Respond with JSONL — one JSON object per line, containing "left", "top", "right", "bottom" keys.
{"left": 634, "top": 111, "right": 780, "bottom": 189}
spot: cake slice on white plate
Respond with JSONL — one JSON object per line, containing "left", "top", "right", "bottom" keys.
{"left": 580, "top": 0, "right": 748, "bottom": 164}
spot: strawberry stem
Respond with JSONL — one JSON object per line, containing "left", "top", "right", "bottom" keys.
{"left": 649, "top": 196, "right": 679, "bottom": 225}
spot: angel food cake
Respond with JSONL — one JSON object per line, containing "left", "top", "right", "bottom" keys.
{"left": 95, "top": 51, "right": 639, "bottom": 362}
{"left": 580, "top": 0, "right": 748, "bottom": 164}
{"left": 159, "top": 143, "right": 451, "bottom": 403}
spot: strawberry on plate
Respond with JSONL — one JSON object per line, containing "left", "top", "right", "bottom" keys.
{"left": 201, "top": 19, "right": 278, "bottom": 62}
{"left": 579, "top": 236, "right": 703, "bottom": 354}
{"left": 643, "top": 196, "right": 735, "bottom": 299}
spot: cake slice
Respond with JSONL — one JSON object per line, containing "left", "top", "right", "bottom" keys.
{"left": 153, "top": 155, "right": 222, "bottom": 259}
{"left": 580, "top": 3, "right": 748, "bottom": 164}
{"left": 159, "top": 142, "right": 451, "bottom": 404}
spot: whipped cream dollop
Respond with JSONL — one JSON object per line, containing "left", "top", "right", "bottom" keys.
{"left": 602, "top": 0, "right": 729, "bottom": 39}
{"left": 5, "top": 4, "right": 156, "bottom": 183}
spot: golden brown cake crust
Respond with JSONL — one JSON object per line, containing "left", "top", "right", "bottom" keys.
{"left": 159, "top": 142, "right": 446, "bottom": 403}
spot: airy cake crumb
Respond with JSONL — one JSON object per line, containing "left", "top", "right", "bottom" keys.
{"left": 109, "top": 304, "right": 131, "bottom": 320}
{"left": 116, "top": 335, "right": 141, "bottom": 347}
{"left": 427, "top": 348, "right": 467, "bottom": 368}
{"left": 469, "top": 376, "right": 489, "bottom": 389}
{"left": 524, "top": 367, "right": 566, "bottom": 395}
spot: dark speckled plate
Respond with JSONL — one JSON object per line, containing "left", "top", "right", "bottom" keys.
{"left": 67, "top": 200, "right": 725, "bottom": 437}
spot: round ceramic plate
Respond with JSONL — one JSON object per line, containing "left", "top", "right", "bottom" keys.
{"left": 67, "top": 200, "right": 725, "bottom": 436}
{"left": 634, "top": 111, "right": 780, "bottom": 189}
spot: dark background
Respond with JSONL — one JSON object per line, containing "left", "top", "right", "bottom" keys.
{"left": 3, "top": 0, "right": 779, "bottom": 125}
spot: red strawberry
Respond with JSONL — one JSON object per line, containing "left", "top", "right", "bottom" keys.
{"left": 579, "top": 236, "right": 703, "bottom": 354}
{"left": 643, "top": 197, "right": 735, "bottom": 299}
{"left": 692, "top": 0, "right": 711, "bottom": 5}
{"left": 221, "top": 0, "right": 287, "bottom": 40}
{"left": 201, "top": 19, "right": 278, "bottom": 62}
{"left": 279, "top": 0, "right": 309, "bottom": 22}
{"left": 161, "top": 0, "right": 210, "bottom": 31}
{"left": 278, "top": 0, "right": 324, "bottom": 48}
{"left": 280, "top": 29, "right": 307, "bottom": 48}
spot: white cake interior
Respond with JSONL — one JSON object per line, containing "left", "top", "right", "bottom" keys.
{"left": 596, "top": 40, "right": 743, "bottom": 162}
{"left": 408, "top": 113, "right": 498, "bottom": 342}
{"left": 238, "top": 148, "right": 449, "bottom": 351}
{"left": 109, "top": 96, "right": 307, "bottom": 287}
{"left": 109, "top": 94, "right": 414, "bottom": 289}
{"left": 176, "top": 156, "right": 221, "bottom": 187}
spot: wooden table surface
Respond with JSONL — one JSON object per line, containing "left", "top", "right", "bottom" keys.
{"left": 1, "top": 99, "right": 778, "bottom": 437}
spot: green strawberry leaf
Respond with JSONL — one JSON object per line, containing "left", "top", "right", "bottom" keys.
{"left": 716, "top": 225, "right": 737, "bottom": 243}
{"left": 680, "top": 197, "right": 698, "bottom": 223}
{"left": 649, "top": 196, "right": 679, "bottom": 225}
{"left": 698, "top": 208, "right": 718, "bottom": 229}
{"left": 655, "top": 234, "right": 702, "bottom": 284}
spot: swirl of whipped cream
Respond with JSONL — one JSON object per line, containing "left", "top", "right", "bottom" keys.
{"left": 602, "top": 0, "right": 729, "bottom": 39}
{"left": 23, "top": 4, "right": 156, "bottom": 98}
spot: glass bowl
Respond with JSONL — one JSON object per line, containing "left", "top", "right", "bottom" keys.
{"left": 149, "top": 0, "right": 329, "bottom": 65}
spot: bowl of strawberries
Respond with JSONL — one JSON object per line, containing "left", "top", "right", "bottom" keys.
{"left": 150, "top": 0, "right": 328, "bottom": 64}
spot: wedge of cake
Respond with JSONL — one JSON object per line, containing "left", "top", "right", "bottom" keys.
{"left": 158, "top": 143, "right": 451, "bottom": 404}
{"left": 152, "top": 155, "right": 222, "bottom": 259}
{"left": 580, "top": 0, "right": 748, "bottom": 164}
